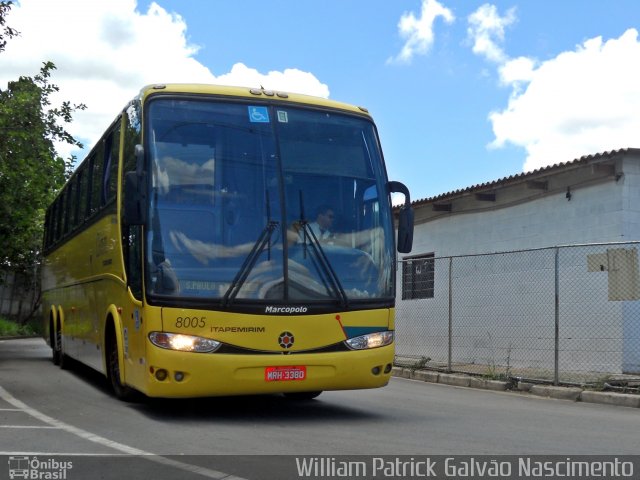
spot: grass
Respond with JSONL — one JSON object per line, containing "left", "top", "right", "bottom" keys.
{"left": 0, "top": 316, "right": 41, "bottom": 337}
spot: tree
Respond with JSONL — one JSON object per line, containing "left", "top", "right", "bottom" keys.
{"left": 0, "top": 1, "right": 18, "bottom": 53}
{"left": 0, "top": 1, "right": 85, "bottom": 321}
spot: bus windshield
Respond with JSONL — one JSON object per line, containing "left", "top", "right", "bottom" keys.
{"left": 146, "top": 98, "right": 394, "bottom": 306}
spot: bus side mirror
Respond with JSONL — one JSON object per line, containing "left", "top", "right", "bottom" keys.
{"left": 123, "top": 171, "right": 147, "bottom": 226}
{"left": 396, "top": 206, "right": 414, "bottom": 254}
{"left": 388, "top": 181, "right": 414, "bottom": 254}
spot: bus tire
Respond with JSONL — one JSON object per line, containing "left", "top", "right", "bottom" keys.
{"left": 51, "top": 317, "right": 61, "bottom": 366}
{"left": 106, "top": 323, "right": 137, "bottom": 401}
{"left": 59, "top": 344, "right": 69, "bottom": 370}
{"left": 58, "top": 325, "right": 70, "bottom": 370}
{"left": 283, "top": 391, "right": 322, "bottom": 401}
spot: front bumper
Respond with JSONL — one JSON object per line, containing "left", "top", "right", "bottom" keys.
{"left": 139, "top": 343, "right": 395, "bottom": 398}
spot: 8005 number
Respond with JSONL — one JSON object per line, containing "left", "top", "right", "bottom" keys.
{"left": 175, "top": 317, "right": 206, "bottom": 328}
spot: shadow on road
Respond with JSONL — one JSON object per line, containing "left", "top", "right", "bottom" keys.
{"left": 3, "top": 338, "right": 383, "bottom": 424}
{"left": 133, "top": 393, "right": 380, "bottom": 424}
{"left": 57, "top": 351, "right": 382, "bottom": 424}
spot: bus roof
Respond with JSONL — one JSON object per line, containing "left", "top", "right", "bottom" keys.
{"left": 137, "top": 83, "right": 371, "bottom": 117}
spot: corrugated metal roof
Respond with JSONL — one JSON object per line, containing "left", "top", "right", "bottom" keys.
{"left": 412, "top": 148, "right": 640, "bottom": 207}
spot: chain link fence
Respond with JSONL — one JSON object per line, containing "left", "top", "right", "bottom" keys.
{"left": 395, "top": 242, "right": 640, "bottom": 386}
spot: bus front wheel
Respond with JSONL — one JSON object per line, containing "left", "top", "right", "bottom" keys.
{"left": 106, "top": 327, "right": 137, "bottom": 401}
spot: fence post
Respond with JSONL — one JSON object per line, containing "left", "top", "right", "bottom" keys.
{"left": 554, "top": 247, "right": 560, "bottom": 385}
{"left": 448, "top": 256, "right": 453, "bottom": 373}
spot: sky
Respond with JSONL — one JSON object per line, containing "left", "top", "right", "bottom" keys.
{"left": 2, "top": 0, "right": 640, "bottom": 203}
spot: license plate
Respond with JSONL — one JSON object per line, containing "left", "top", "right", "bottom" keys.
{"left": 265, "top": 366, "right": 307, "bottom": 382}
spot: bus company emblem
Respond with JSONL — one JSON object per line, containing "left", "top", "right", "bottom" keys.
{"left": 278, "top": 331, "right": 294, "bottom": 349}
{"left": 265, "top": 306, "right": 308, "bottom": 314}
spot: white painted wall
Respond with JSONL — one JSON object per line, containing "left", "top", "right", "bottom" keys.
{"left": 623, "top": 156, "right": 640, "bottom": 239}
{"left": 411, "top": 181, "right": 625, "bottom": 258}
{"left": 396, "top": 158, "right": 640, "bottom": 376}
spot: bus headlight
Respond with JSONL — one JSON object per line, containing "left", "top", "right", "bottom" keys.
{"left": 345, "top": 331, "right": 394, "bottom": 350}
{"left": 149, "top": 332, "right": 221, "bottom": 353}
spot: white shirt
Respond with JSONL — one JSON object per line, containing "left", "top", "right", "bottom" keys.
{"left": 299, "top": 221, "right": 333, "bottom": 242}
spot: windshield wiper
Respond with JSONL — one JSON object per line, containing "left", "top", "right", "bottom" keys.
{"left": 298, "top": 191, "right": 348, "bottom": 308}
{"left": 222, "top": 221, "right": 278, "bottom": 307}
{"left": 223, "top": 191, "right": 278, "bottom": 306}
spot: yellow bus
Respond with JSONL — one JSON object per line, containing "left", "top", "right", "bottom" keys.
{"left": 42, "top": 84, "right": 413, "bottom": 400}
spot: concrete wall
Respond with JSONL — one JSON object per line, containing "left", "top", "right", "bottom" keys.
{"left": 0, "top": 270, "right": 39, "bottom": 321}
{"left": 410, "top": 180, "right": 625, "bottom": 258}
{"left": 621, "top": 157, "right": 640, "bottom": 372}
{"left": 396, "top": 155, "right": 640, "bottom": 376}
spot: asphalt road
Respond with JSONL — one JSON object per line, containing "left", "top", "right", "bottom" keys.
{"left": 1, "top": 338, "right": 639, "bottom": 480}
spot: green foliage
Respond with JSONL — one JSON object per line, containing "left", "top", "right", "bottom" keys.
{"left": 0, "top": 2, "right": 85, "bottom": 280}
{"left": 0, "top": 315, "right": 39, "bottom": 336}
{"left": 0, "top": 1, "right": 18, "bottom": 54}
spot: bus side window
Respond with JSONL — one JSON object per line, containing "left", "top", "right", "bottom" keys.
{"left": 122, "top": 104, "right": 143, "bottom": 299}
{"left": 54, "top": 192, "right": 64, "bottom": 242}
{"left": 126, "top": 225, "right": 143, "bottom": 299}
{"left": 91, "top": 144, "right": 105, "bottom": 213}
{"left": 63, "top": 182, "right": 74, "bottom": 236}
{"left": 78, "top": 164, "right": 89, "bottom": 222}
{"left": 103, "top": 123, "right": 121, "bottom": 205}
{"left": 86, "top": 154, "right": 95, "bottom": 218}
{"left": 70, "top": 170, "right": 82, "bottom": 231}
{"left": 72, "top": 169, "right": 83, "bottom": 229}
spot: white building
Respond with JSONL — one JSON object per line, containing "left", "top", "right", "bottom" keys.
{"left": 396, "top": 148, "right": 640, "bottom": 377}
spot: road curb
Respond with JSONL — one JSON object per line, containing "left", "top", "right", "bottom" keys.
{"left": 392, "top": 367, "right": 639, "bottom": 409}
{"left": 529, "top": 385, "right": 582, "bottom": 401}
{"left": 0, "top": 335, "right": 40, "bottom": 341}
{"left": 579, "top": 390, "right": 640, "bottom": 408}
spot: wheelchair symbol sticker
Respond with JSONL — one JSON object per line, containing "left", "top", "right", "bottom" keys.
{"left": 248, "top": 106, "right": 270, "bottom": 123}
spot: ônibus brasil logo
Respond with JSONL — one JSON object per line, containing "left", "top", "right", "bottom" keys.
{"left": 8, "top": 456, "right": 73, "bottom": 479}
